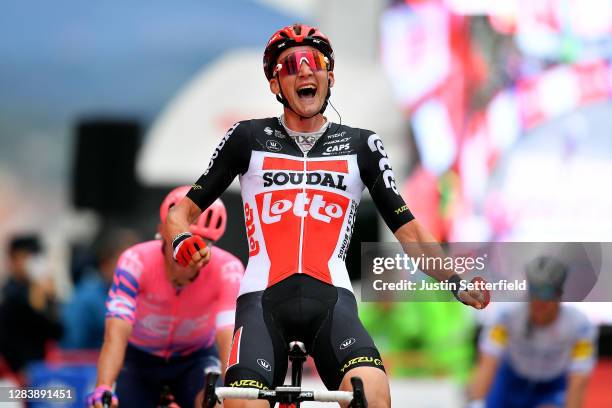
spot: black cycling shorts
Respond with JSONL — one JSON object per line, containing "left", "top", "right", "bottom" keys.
{"left": 224, "top": 275, "right": 384, "bottom": 392}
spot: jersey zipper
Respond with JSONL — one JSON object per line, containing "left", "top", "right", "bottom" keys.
{"left": 298, "top": 151, "right": 307, "bottom": 274}
{"left": 280, "top": 121, "right": 333, "bottom": 276}
{"left": 280, "top": 127, "right": 308, "bottom": 276}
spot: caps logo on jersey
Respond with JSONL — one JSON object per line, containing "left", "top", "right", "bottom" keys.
{"left": 264, "top": 127, "right": 273, "bottom": 136}
{"left": 324, "top": 143, "right": 350, "bottom": 154}
{"left": 265, "top": 139, "right": 282, "bottom": 152}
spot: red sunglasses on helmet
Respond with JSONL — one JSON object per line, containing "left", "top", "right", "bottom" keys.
{"left": 274, "top": 49, "right": 329, "bottom": 77}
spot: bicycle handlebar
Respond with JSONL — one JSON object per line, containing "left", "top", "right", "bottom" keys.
{"left": 214, "top": 387, "right": 354, "bottom": 403}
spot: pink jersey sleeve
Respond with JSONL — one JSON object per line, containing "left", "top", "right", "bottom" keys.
{"left": 105, "top": 247, "right": 144, "bottom": 325}
{"left": 212, "top": 251, "right": 244, "bottom": 331}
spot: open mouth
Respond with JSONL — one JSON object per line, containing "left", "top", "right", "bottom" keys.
{"left": 296, "top": 84, "right": 317, "bottom": 99}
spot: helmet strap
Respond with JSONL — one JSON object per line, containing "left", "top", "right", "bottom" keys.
{"left": 319, "top": 75, "right": 331, "bottom": 114}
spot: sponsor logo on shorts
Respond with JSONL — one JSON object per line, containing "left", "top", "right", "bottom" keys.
{"left": 229, "top": 379, "right": 269, "bottom": 390}
{"left": 257, "top": 358, "right": 272, "bottom": 372}
{"left": 339, "top": 337, "right": 356, "bottom": 350}
{"left": 266, "top": 139, "right": 282, "bottom": 152}
{"left": 191, "top": 183, "right": 202, "bottom": 190}
{"left": 339, "top": 356, "right": 383, "bottom": 373}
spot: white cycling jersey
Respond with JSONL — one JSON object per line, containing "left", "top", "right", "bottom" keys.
{"left": 480, "top": 303, "right": 598, "bottom": 381}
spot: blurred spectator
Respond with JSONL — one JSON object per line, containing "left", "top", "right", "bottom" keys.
{"left": 61, "top": 228, "right": 139, "bottom": 349}
{"left": 0, "top": 234, "right": 63, "bottom": 374}
{"left": 468, "top": 257, "right": 597, "bottom": 408}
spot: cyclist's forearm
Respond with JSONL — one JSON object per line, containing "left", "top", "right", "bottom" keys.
{"left": 468, "top": 353, "right": 499, "bottom": 401}
{"left": 96, "top": 319, "right": 131, "bottom": 386}
{"left": 164, "top": 197, "right": 202, "bottom": 242}
{"left": 394, "top": 220, "right": 454, "bottom": 281}
{"left": 566, "top": 372, "right": 589, "bottom": 408}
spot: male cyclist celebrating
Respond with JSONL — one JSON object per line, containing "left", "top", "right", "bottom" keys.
{"left": 165, "top": 24, "right": 486, "bottom": 408}
{"left": 87, "top": 186, "right": 243, "bottom": 408}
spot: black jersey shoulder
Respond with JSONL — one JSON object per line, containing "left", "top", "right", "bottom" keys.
{"left": 248, "top": 117, "right": 303, "bottom": 157}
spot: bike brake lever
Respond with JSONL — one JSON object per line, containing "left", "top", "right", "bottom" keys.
{"left": 203, "top": 371, "right": 221, "bottom": 408}
{"left": 349, "top": 377, "right": 367, "bottom": 408}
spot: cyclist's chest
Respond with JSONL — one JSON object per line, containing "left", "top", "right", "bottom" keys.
{"left": 240, "top": 152, "right": 363, "bottom": 229}
{"left": 242, "top": 151, "right": 364, "bottom": 197}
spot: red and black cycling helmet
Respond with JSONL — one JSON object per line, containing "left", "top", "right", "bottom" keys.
{"left": 263, "top": 23, "right": 334, "bottom": 80}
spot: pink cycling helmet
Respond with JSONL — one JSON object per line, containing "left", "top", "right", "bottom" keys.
{"left": 160, "top": 185, "right": 227, "bottom": 242}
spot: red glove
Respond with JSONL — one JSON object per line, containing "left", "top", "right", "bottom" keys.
{"left": 172, "top": 232, "right": 207, "bottom": 267}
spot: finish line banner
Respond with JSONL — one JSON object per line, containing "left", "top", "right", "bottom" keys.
{"left": 360, "top": 242, "right": 608, "bottom": 302}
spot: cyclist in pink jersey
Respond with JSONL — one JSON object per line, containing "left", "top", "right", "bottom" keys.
{"left": 87, "top": 186, "right": 243, "bottom": 408}
{"left": 164, "top": 24, "right": 487, "bottom": 408}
